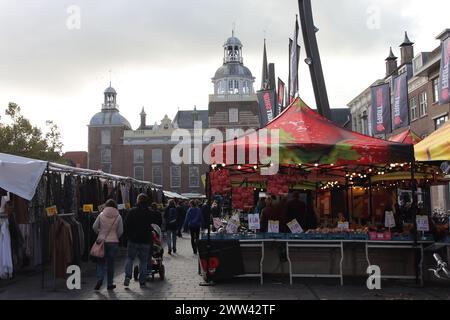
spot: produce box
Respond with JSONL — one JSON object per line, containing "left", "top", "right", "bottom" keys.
{"left": 369, "top": 231, "right": 392, "bottom": 241}
{"left": 391, "top": 234, "right": 413, "bottom": 241}
{"left": 288, "top": 233, "right": 308, "bottom": 240}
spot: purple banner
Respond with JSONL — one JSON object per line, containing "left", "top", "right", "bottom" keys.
{"left": 371, "top": 84, "right": 392, "bottom": 135}
{"left": 257, "top": 90, "right": 276, "bottom": 127}
{"left": 392, "top": 73, "right": 409, "bottom": 130}
{"left": 439, "top": 37, "right": 450, "bottom": 105}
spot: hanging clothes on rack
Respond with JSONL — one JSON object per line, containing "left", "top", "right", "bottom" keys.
{"left": 49, "top": 216, "right": 73, "bottom": 279}
{"left": 0, "top": 217, "right": 13, "bottom": 279}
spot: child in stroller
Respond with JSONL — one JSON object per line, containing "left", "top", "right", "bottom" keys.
{"left": 133, "top": 224, "right": 165, "bottom": 281}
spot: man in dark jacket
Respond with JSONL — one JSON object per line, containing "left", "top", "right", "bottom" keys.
{"left": 286, "top": 191, "right": 307, "bottom": 230}
{"left": 124, "top": 194, "right": 153, "bottom": 288}
{"left": 176, "top": 200, "right": 187, "bottom": 238}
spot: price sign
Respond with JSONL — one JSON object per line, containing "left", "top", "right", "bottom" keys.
{"left": 248, "top": 214, "right": 260, "bottom": 230}
{"left": 226, "top": 220, "right": 239, "bottom": 234}
{"left": 384, "top": 211, "right": 396, "bottom": 228}
{"left": 416, "top": 215, "right": 430, "bottom": 232}
{"left": 268, "top": 220, "right": 279, "bottom": 233}
{"left": 117, "top": 204, "right": 126, "bottom": 210}
{"left": 213, "top": 218, "right": 224, "bottom": 229}
{"left": 46, "top": 206, "right": 58, "bottom": 217}
{"left": 337, "top": 221, "right": 350, "bottom": 231}
{"left": 287, "top": 219, "right": 303, "bottom": 234}
{"left": 83, "top": 204, "right": 94, "bottom": 213}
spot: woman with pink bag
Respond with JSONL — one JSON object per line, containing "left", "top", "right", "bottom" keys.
{"left": 92, "top": 199, "right": 123, "bottom": 291}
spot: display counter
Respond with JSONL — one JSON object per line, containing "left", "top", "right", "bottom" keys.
{"left": 198, "top": 235, "right": 438, "bottom": 286}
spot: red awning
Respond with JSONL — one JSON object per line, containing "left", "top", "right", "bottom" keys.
{"left": 211, "top": 98, "right": 414, "bottom": 166}
{"left": 388, "top": 130, "right": 422, "bottom": 145}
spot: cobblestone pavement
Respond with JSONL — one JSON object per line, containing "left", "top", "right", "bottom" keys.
{"left": 0, "top": 235, "right": 449, "bottom": 300}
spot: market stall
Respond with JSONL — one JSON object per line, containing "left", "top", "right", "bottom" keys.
{"left": 414, "top": 122, "right": 450, "bottom": 263}
{"left": 0, "top": 153, "right": 164, "bottom": 287}
{"left": 199, "top": 98, "right": 448, "bottom": 285}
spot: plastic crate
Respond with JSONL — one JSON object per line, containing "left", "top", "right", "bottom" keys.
{"left": 348, "top": 233, "right": 369, "bottom": 240}
{"left": 304, "top": 233, "right": 329, "bottom": 240}
{"left": 328, "top": 233, "right": 349, "bottom": 240}
{"left": 288, "top": 233, "right": 308, "bottom": 240}
{"left": 369, "top": 231, "right": 392, "bottom": 241}
{"left": 391, "top": 234, "right": 413, "bottom": 241}
{"left": 264, "top": 233, "right": 286, "bottom": 239}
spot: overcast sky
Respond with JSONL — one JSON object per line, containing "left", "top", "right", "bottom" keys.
{"left": 0, "top": 0, "right": 448, "bottom": 152}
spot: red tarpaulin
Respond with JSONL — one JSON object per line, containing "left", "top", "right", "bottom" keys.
{"left": 388, "top": 130, "right": 422, "bottom": 145}
{"left": 211, "top": 98, "right": 414, "bottom": 166}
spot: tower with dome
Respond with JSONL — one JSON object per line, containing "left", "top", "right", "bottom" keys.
{"left": 208, "top": 31, "right": 261, "bottom": 133}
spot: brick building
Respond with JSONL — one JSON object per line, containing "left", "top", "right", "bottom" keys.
{"left": 87, "top": 32, "right": 352, "bottom": 196}
{"left": 347, "top": 30, "right": 450, "bottom": 210}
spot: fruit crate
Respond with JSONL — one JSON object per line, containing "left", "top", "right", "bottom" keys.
{"left": 328, "top": 233, "right": 349, "bottom": 240}
{"left": 288, "top": 233, "right": 308, "bottom": 240}
{"left": 391, "top": 234, "right": 413, "bottom": 241}
{"left": 304, "top": 233, "right": 329, "bottom": 240}
{"left": 264, "top": 233, "right": 286, "bottom": 239}
{"left": 348, "top": 233, "right": 369, "bottom": 240}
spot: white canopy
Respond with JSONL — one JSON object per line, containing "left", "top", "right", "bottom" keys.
{"left": 0, "top": 153, "right": 47, "bottom": 201}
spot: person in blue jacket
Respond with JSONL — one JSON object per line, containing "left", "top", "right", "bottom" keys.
{"left": 183, "top": 200, "right": 204, "bottom": 255}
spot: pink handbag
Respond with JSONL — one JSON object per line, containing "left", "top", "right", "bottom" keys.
{"left": 90, "top": 216, "right": 118, "bottom": 258}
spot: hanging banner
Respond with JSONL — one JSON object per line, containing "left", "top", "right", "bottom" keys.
{"left": 371, "top": 84, "right": 392, "bottom": 135}
{"left": 439, "top": 37, "right": 450, "bottom": 104}
{"left": 277, "top": 78, "right": 285, "bottom": 109}
{"left": 257, "top": 89, "right": 275, "bottom": 127}
{"left": 392, "top": 73, "right": 409, "bottom": 130}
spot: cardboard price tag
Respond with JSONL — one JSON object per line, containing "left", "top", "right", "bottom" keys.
{"left": 46, "top": 206, "right": 58, "bottom": 217}
{"left": 213, "top": 218, "right": 224, "bottom": 229}
{"left": 226, "top": 220, "right": 239, "bottom": 234}
{"left": 416, "top": 215, "right": 430, "bottom": 232}
{"left": 337, "top": 222, "right": 350, "bottom": 231}
{"left": 384, "top": 211, "right": 396, "bottom": 228}
{"left": 248, "top": 214, "right": 260, "bottom": 230}
{"left": 287, "top": 219, "right": 303, "bottom": 234}
{"left": 83, "top": 204, "right": 94, "bottom": 213}
{"left": 268, "top": 220, "right": 279, "bottom": 233}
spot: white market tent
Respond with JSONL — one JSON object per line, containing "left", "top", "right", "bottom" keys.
{"left": 0, "top": 153, "right": 162, "bottom": 201}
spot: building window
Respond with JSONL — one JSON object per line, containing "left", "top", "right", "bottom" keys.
{"left": 419, "top": 92, "right": 428, "bottom": 117}
{"left": 101, "top": 148, "right": 111, "bottom": 163}
{"left": 170, "top": 166, "right": 181, "bottom": 188}
{"left": 189, "top": 166, "right": 200, "bottom": 187}
{"left": 410, "top": 97, "right": 418, "bottom": 121}
{"left": 133, "top": 149, "right": 144, "bottom": 163}
{"left": 432, "top": 78, "right": 440, "bottom": 103}
{"left": 152, "top": 166, "right": 162, "bottom": 185}
{"left": 229, "top": 80, "right": 234, "bottom": 94}
{"left": 435, "top": 115, "right": 448, "bottom": 130}
{"left": 101, "top": 164, "right": 111, "bottom": 174}
{"left": 229, "top": 108, "right": 238, "bottom": 123}
{"left": 152, "top": 149, "right": 162, "bottom": 163}
{"left": 134, "top": 166, "right": 144, "bottom": 181}
{"left": 190, "top": 147, "right": 202, "bottom": 164}
{"left": 101, "top": 130, "right": 111, "bottom": 145}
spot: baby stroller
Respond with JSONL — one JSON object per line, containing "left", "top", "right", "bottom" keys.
{"left": 133, "top": 224, "right": 165, "bottom": 281}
